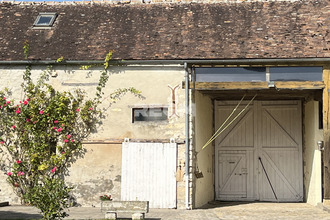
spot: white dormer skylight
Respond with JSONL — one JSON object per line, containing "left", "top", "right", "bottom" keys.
{"left": 33, "top": 13, "right": 57, "bottom": 27}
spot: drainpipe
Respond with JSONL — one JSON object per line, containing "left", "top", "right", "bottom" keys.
{"left": 184, "top": 62, "right": 190, "bottom": 210}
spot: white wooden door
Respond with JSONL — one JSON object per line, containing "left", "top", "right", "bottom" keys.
{"left": 257, "top": 101, "right": 303, "bottom": 201}
{"left": 215, "top": 100, "right": 303, "bottom": 202}
{"left": 121, "top": 142, "right": 177, "bottom": 208}
{"left": 218, "top": 151, "right": 247, "bottom": 199}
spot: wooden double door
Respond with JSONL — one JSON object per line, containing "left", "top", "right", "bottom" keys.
{"left": 215, "top": 100, "right": 303, "bottom": 202}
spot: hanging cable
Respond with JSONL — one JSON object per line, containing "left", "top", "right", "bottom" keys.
{"left": 202, "top": 94, "right": 246, "bottom": 149}
{"left": 200, "top": 93, "right": 257, "bottom": 151}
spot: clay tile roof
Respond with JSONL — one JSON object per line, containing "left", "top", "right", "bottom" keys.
{"left": 0, "top": 1, "right": 329, "bottom": 61}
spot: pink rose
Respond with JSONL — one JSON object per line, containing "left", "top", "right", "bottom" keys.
{"left": 3, "top": 97, "right": 6, "bottom": 100}
{"left": 51, "top": 166, "right": 57, "bottom": 173}
{"left": 6, "top": 101, "right": 10, "bottom": 104}
{"left": 64, "top": 139, "right": 69, "bottom": 143}
{"left": 16, "top": 160, "right": 21, "bottom": 164}
{"left": 57, "top": 128, "right": 62, "bottom": 132}
{"left": 12, "top": 125, "right": 16, "bottom": 129}
{"left": 16, "top": 109, "right": 21, "bottom": 114}
{"left": 23, "top": 100, "right": 28, "bottom": 105}
{"left": 66, "top": 134, "right": 71, "bottom": 139}
{"left": 89, "top": 107, "right": 93, "bottom": 110}
{"left": 26, "top": 98, "right": 29, "bottom": 101}
{"left": 52, "top": 127, "right": 57, "bottom": 130}
{"left": 0, "top": 141, "right": 4, "bottom": 144}
{"left": 7, "top": 172, "right": 12, "bottom": 176}
{"left": 26, "top": 118, "right": 31, "bottom": 122}
{"left": 40, "top": 110, "right": 44, "bottom": 114}
{"left": 54, "top": 120, "right": 59, "bottom": 124}
{"left": 61, "top": 151, "right": 65, "bottom": 154}
{"left": 71, "top": 139, "right": 75, "bottom": 143}
{"left": 76, "top": 108, "right": 80, "bottom": 112}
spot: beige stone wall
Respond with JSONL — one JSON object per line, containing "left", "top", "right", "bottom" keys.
{"left": 0, "top": 64, "right": 186, "bottom": 207}
{"left": 192, "top": 91, "right": 214, "bottom": 208}
{"left": 0, "top": 65, "right": 186, "bottom": 140}
{"left": 66, "top": 143, "right": 122, "bottom": 207}
{"left": 304, "top": 100, "right": 323, "bottom": 206}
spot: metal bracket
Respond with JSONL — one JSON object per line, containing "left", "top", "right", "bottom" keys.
{"left": 268, "top": 81, "right": 275, "bottom": 88}
{"left": 317, "top": 140, "right": 324, "bottom": 151}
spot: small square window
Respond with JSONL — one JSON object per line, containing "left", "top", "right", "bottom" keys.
{"left": 33, "top": 13, "right": 57, "bottom": 27}
{"left": 132, "top": 107, "right": 168, "bottom": 123}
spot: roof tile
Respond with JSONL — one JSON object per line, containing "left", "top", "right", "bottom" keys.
{"left": 0, "top": 1, "right": 329, "bottom": 61}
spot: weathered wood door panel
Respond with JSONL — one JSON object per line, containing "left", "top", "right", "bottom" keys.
{"left": 215, "top": 100, "right": 303, "bottom": 202}
{"left": 121, "top": 142, "right": 177, "bottom": 208}
{"left": 258, "top": 101, "right": 303, "bottom": 201}
{"left": 218, "top": 151, "right": 248, "bottom": 199}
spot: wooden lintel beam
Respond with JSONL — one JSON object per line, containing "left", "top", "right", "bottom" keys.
{"left": 182, "top": 81, "right": 268, "bottom": 90}
{"left": 182, "top": 81, "right": 324, "bottom": 90}
{"left": 275, "top": 81, "right": 324, "bottom": 90}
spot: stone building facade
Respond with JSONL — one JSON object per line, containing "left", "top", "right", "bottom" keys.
{"left": 0, "top": 0, "right": 329, "bottom": 209}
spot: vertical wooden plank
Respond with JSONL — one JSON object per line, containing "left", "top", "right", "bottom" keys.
{"left": 121, "top": 142, "right": 177, "bottom": 208}
{"left": 323, "top": 66, "right": 330, "bottom": 200}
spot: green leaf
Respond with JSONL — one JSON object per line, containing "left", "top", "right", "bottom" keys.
{"left": 38, "top": 164, "right": 49, "bottom": 171}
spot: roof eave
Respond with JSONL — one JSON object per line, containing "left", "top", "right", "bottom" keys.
{"left": 0, "top": 58, "right": 330, "bottom": 66}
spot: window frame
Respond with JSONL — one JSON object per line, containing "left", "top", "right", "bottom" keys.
{"left": 33, "top": 12, "right": 57, "bottom": 27}
{"left": 132, "top": 107, "right": 169, "bottom": 123}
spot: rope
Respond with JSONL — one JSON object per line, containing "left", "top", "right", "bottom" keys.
{"left": 200, "top": 94, "right": 257, "bottom": 151}
{"left": 201, "top": 94, "right": 246, "bottom": 149}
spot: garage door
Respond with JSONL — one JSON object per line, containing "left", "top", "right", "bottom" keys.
{"left": 215, "top": 100, "right": 303, "bottom": 202}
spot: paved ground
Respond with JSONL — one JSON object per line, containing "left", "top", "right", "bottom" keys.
{"left": 1, "top": 202, "right": 330, "bottom": 219}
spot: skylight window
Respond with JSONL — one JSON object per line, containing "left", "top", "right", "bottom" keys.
{"left": 33, "top": 13, "right": 57, "bottom": 27}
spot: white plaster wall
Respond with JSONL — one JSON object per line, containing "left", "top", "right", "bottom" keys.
{"left": 0, "top": 64, "right": 186, "bottom": 206}
{"left": 304, "top": 101, "right": 323, "bottom": 206}
{"left": 193, "top": 91, "right": 214, "bottom": 208}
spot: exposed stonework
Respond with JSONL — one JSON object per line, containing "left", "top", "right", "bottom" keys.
{"left": 0, "top": 0, "right": 329, "bottom": 61}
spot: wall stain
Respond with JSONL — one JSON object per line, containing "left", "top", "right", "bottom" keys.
{"left": 115, "top": 175, "right": 121, "bottom": 182}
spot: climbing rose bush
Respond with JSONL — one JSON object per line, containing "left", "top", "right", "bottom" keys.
{"left": 0, "top": 47, "right": 143, "bottom": 219}
{"left": 0, "top": 64, "right": 103, "bottom": 219}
